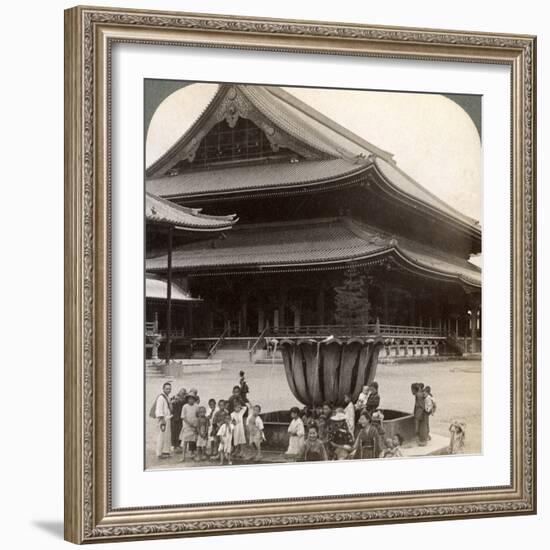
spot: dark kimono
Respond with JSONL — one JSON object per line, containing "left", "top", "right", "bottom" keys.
{"left": 413, "top": 392, "right": 429, "bottom": 445}
{"left": 302, "top": 439, "right": 328, "bottom": 462}
{"left": 170, "top": 395, "right": 185, "bottom": 448}
{"left": 239, "top": 379, "right": 250, "bottom": 403}
{"left": 353, "top": 424, "right": 385, "bottom": 459}
{"left": 226, "top": 394, "right": 242, "bottom": 414}
{"left": 365, "top": 391, "right": 380, "bottom": 416}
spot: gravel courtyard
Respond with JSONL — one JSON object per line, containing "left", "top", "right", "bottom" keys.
{"left": 145, "top": 359, "right": 481, "bottom": 469}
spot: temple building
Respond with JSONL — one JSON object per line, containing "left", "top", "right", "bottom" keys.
{"left": 144, "top": 191, "right": 237, "bottom": 359}
{"left": 145, "top": 84, "right": 482, "bottom": 360}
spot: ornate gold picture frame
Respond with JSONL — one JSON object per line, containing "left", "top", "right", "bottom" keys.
{"left": 64, "top": 5, "right": 536, "bottom": 544}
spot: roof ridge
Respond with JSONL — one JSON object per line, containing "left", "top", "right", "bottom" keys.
{"left": 265, "top": 86, "right": 395, "bottom": 163}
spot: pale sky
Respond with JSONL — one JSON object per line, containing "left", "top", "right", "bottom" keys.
{"left": 146, "top": 84, "right": 482, "bottom": 224}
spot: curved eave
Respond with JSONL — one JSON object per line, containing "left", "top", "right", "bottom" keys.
{"left": 390, "top": 248, "right": 481, "bottom": 289}
{"left": 146, "top": 191, "right": 238, "bottom": 230}
{"left": 147, "top": 219, "right": 238, "bottom": 232}
{"left": 370, "top": 161, "right": 482, "bottom": 242}
{"left": 158, "top": 163, "right": 372, "bottom": 203}
{"left": 148, "top": 247, "right": 481, "bottom": 289}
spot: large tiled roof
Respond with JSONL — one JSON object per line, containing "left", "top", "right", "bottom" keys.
{"left": 373, "top": 158, "right": 480, "bottom": 229}
{"left": 146, "top": 158, "right": 367, "bottom": 199}
{"left": 146, "top": 217, "right": 481, "bottom": 287}
{"left": 242, "top": 86, "right": 394, "bottom": 162}
{"left": 145, "top": 83, "right": 480, "bottom": 234}
{"left": 145, "top": 192, "right": 237, "bottom": 229}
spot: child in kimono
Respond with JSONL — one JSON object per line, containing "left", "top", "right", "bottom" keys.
{"left": 328, "top": 407, "right": 354, "bottom": 460}
{"left": 239, "top": 370, "right": 250, "bottom": 404}
{"left": 195, "top": 406, "right": 209, "bottom": 461}
{"left": 230, "top": 399, "right": 248, "bottom": 458}
{"left": 317, "top": 415, "right": 329, "bottom": 449}
{"left": 286, "top": 407, "right": 305, "bottom": 459}
{"left": 247, "top": 404, "right": 265, "bottom": 461}
{"left": 380, "top": 437, "right": 396, "bottom": 458}
{"left": 302, "top": 425, "right": 328, "bottom": 462}
{"left": 205, "top": 398, "right": 217, "bottom": 456}
{"left": 217, "top": 414, "right": 234, "bottom": 465}
{"left": 391, "top": 434, "right": 404, "bottom": 457}
{"left": 424, "top": 386, "right": 437, "bottom": 415}
{"left": 355, "top": 385, "right": 370, "bottom": 411}
{"left": 449, "top": 420, "right": 466, "bottom": 454}
{"left": 209, "top": 399, "right": 227, "bottom": 460}
{"left": 180, "top": 394, "right": 199, "bottom": 462}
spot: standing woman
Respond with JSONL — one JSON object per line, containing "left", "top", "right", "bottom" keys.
{"left": 170, "top": 388, "right": 187, "bottom": 453}
{"left": 412, "top": 383, "right": 428, "bottom": 446}
{"left": 352, "top": 411, "right": 385, "bottom": 459}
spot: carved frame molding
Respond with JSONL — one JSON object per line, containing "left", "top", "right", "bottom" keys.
{"left": 64, "top": 5, "right": 536, "bottom": 544}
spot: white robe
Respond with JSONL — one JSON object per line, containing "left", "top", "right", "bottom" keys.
{"left": 231, "top": 406, "right": 247, "bottom": 446}
{"left": 154, "top": 393, "right": 172, "bottom": 456}
{"left": 344, "top": 402, "right": 356, "bottom": 436}
{"left": 217, "top": 423, "right": 234, "bottom": 454}
{"left": 286, "top": 418, "right": 305, "bottom": 456}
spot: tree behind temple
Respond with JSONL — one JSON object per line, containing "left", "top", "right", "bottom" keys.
{"left": 334, "top": 265, "right": 371, "bottom": 331}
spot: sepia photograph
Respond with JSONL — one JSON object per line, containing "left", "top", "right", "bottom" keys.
{"left": 144, "top": 81, "right": 482, "bottom": 470}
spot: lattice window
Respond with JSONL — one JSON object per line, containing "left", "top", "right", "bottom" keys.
{"left": 169, "top": 118, "right": 301, "bottom": 174}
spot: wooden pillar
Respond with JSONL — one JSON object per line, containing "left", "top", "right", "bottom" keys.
{"left": 409, "top": 295, "right": 416, "bottom": 326}
{"left": 278, "top": 286, "right": 287, "bottom": 329}
{"left": 316, "top": 286, "right": 325, "bottom": 325}
{"left": 383, "top": 285, "right": 389, "bottom": 325}
{"left": 455, "top": 317, "right": 459, "bottom": 338}
{"left": 241, "top": 296, "right": 248, "bottom": 336}
{"left": 471, "top": 304, "right": 480, "bottom": 353}
{"left": 165, "top": 226, "right": 173, "bottom": 364}
{"left": 258, "top": 308, "right": 265, "bottom": 333}
{"left": 293, "top": 305, "right": 301, "bottom": 329}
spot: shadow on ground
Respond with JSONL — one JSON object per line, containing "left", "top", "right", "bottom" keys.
{"left": 33, "top": 520, "right": 64, "bottom": 539}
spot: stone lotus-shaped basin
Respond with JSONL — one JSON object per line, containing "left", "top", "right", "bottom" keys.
{"left": 279, "top": 337, "right": 384, "bottom": 407}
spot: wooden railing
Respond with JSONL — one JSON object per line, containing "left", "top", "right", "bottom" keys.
{"left": 208, "top": 326, "right": 229, "bottom": 358}
{"left": 268, "top": 323, "right": 446, "bottom": 339}
{"left": 248, "top": 325, "right": 269, "bottom": 361}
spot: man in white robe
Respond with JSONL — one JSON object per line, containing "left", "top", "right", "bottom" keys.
{"left": 155, "top": 382, "right": 173, "bottom": 458}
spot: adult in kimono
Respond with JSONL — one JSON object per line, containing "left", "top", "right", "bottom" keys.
{"left": 169, "top": 388, "right": 187, "bottom": 453}
{"left": 364, "top": 381, "right": 381, "bottom": 419}
{"left": 411, "top": 382, "right": 429, "bottom": 446}
{"left": 154, "top": 382, "right": 173, "bottom": 458}
{"left": 352, "top": 411, "right": 385, "bottom": 459}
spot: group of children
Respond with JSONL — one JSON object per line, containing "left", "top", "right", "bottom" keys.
{"left": 168, "top": 371, "right": 266, "bottom": 465}
{"left": 155, "top": 375, "right": 446, "bottom": 464}
{"left": 285, "top": 381, "right": 405, "bottom": 461}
